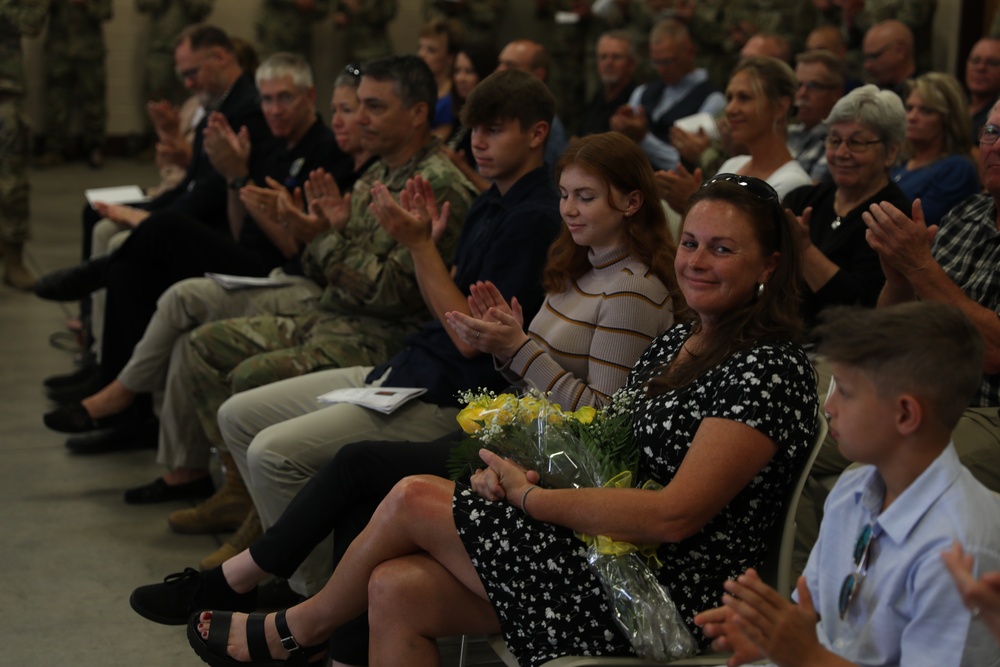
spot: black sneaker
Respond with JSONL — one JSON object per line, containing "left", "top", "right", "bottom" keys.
{"left": 129, "top": 567, "right": 258, "bottom": 626}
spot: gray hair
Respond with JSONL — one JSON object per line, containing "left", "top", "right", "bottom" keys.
{"left": 825, "top": 84, "right": 905, "bottom": 148}
{"left": 599, "top": 30, "right": 638, "bottom": 61}
{"left": 255, "top": 52, "right": 314, "bottom": 89}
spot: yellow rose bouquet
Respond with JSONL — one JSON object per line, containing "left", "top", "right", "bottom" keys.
{"left": 450, "top": 388, "right": 697, "bottom": 661}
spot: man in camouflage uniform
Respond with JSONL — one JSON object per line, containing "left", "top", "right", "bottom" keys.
{"left": 136, "top": 0, "right": 215, "bottom": 106}
{"left": 36, "top": 0, "right": 112, "bottom": 168}
{"left": 332, "top": 0, "right": 397, "bottom": 65}
{"left": 152, "top": 55, "right": 476, "bottom": 545}
{"left": 423, "top": 0, "right": 504, "bottom": 49}
{"left": 255, "top": 0, "right": 331, "bottom": 59}
{"left": 0, "top": 0, "right": 48, "bottom": 290}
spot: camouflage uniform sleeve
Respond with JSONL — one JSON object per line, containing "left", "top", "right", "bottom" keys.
{"left": 306, "top": 152, "right": 476, "bottom": 318}
{"left": 0, "top": 0, "right": 50, "bottom": 36}
{"left": 265, "top": 0, "right": 328, "bottom": 12}
{"left": 134, "top": 0, "right": 167, "bottom": 14}
{"left": 349, "top": 0, "right": 397, "bottom": 24}
{"left": 857, "top": 0, "right": 935, "bottom": 31}
{"left": 464, "top": 0, "right": 505, "bottom": 25}
{"left": 86, "top": 0, "right": 113, "bottom": 22}
{"left": 179, "top": 0, "right": 215, "bottom": 21}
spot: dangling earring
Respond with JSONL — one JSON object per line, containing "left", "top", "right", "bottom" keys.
{"left": 756, "top": 282, "right": 765, "bottom": 298}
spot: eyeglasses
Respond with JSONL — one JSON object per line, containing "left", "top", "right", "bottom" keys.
{"left": 343, "top": 64, "right": 362, "bottom": 79}
{"left": 797, "top": 81, "right": 838, "bottom": 92}
{"left": 825, "top": 136, "right": 883, "bottom": 153}
{"left": 968, "top": 56, "right": 1000, "bottom": 68}
{"left": 838, "top": 522, "right": 875, "bottom": 620}
{"left": 863, "top": 42, "right": 898, "bottom": 61}
{"left": 978, "top": 124, "right": 1000, "bottom": 145}
{"left": 701, "top": 173, "right": 779, "bottom": 202}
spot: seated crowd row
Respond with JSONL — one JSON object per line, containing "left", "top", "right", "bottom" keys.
{"left": 30, "top": 17, "right": 1000, "bottom": 667}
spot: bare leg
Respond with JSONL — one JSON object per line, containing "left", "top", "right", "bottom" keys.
{"left": 368, "top": 553, "right": 501, "bottom": 666}
{"left": 80, "top": 379, "right": 135, "bottom": 418}
{"left": 220, "top": 548, "right": 269, "bottom": 595}
{"left": 194, "top": 475, "right": 491, "bottom": 661}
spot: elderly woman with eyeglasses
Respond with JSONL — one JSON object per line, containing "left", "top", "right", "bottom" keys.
{"left": 782, "top": 84, "right": 912, "bottom": 328}
{"left": 182, "top": 175, "right": 818, "bottom": 667}
{"left": 889, "top": 73, "right": 982, "bottom": 228}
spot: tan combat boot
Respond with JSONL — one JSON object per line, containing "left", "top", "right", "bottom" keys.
{"left": 198, "top": 507, "right": 263, "bottom": 571}
{"left": 1, "top": 241, "right": 36, "bottom": 291}
{"left": 168, "top": 452, "right": 253, "bottom": 534}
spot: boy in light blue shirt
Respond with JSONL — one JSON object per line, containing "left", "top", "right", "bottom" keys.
{"left": 696, "top": 302, "right": 1000, "bottom": 667}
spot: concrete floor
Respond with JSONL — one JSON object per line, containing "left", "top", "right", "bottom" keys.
{"left": 0, "top": 159, "right": 502, "bottom": 666}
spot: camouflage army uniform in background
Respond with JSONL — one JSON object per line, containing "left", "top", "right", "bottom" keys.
{"left": 333, "top": 0, "right": 397, "bottom": 66}
{"left": 255, "top": 0, "right": 331, "bottom": 58}
{"left": 423, "top": 0, "right": 505, "bottom": 49}
{"left": 179, "top": 138, "right": 476, "bottom": 453}
{"left": 536, "top": 0, "right": 589, "bottom": 136}
{"left": 39, "top": 0, "right": 112, "bottom": 166}
{"left": 0, "top": 0, "right": 48, "bottom": 289}
{"left": 135, "top": 0, "right": 215, "bottom": 106}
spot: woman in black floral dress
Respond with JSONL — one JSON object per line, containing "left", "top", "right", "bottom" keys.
{"left": 186, "top": 176, "right": 819, "bottom": 667}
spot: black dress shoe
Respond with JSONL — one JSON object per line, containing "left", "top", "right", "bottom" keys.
{"left": 124, "top": 476, "right": 215, "bottom": 505}
{"left": 33, "top": 255, "right": 111, "bottom": 302}
{"left": 65, "top": 415, "right": 159, "bottom": 454}
{"left": 130, "top": 567, "right": 257, "bottom": 626}
{"left": 44, "top": 402, "right": 139, "bottom": 434}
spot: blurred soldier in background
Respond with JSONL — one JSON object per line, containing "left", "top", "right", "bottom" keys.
{"left": 135, "top": 0, "right": 215, "bottom": 159}
{"left": 36, "top": 0, "right": 112, "bottom": 170}
{"left": 0, "top": 0, "right": 49, "bottom": 290}
{"left": 333, "top": 0, "right": 397, "bottom": 65}
{"left": 255, "top": 0, "right": 331, "bottom": 59}
{"left": 136, "top": 0, "right": 215, "bottom": 106}
{"left": 423, "top": 0, "right": 504, "bottom": 50}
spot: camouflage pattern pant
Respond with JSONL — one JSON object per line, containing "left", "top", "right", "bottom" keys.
{"left": 0, "top": 95, "right": 30, "bottom": 243}
{"left": 220, "top": 365, "right": 461, "bottom": 595}
{"left": 146, "top": 276, "right": 322, "bottom": 473}
{"left": 44, "top": 55, "right": 107, "bottom": 152}
{"left": 159, "top": 310, "right": 409, "bottom": 472}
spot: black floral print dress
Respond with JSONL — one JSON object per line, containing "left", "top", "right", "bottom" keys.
{"left": 453, "top": 322, "right": 818, "bottom": 667}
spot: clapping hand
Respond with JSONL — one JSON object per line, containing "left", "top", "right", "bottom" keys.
{"left": 239, "top": 185, "right": 279, "bottom": 225}
{"left": 609, "top": 105, "right": 648, "bottom": 142}
{"left": 266, "top": 175, "right": 329, "bottom": 243}
{"left": 697, "top": 569, "right": 823, "bottom": 667}
{"left": 655, "top": 164, "right": 702, "bottom": 213}
{"left": 203, "top": 112, "right": 251, "bottom": 181}
{"left": 786, "top": 206, "right": 813, "bottom": 255}
{"left": 862, "top": 198, "right": 936, "bottom": 289}
{"left": 444, "top": 280, "right": 528, "bottom": 362}
{"left": 669, "top": 125, "right": 711, "bottom": 165}
{"left": 303, "top": 168, "right": 351, "bottom": 231}
{"left": 92, "top": 202, "right": 150, "bottom": 229}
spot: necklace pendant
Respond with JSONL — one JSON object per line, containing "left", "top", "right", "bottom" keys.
{"left": 831, "top": 216, "right": 841, "bottom": 230}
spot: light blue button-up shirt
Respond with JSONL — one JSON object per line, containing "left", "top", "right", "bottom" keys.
{"left": 798, "top": 444, "right": 1000, "bottom": 667}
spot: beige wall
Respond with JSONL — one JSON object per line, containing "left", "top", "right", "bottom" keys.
{"left": 21, "top": 0, "right": 965, "bottom": 141}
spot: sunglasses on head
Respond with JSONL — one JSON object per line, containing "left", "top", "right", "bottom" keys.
{"left": 700, "top": 173, "right": 780, "bottom": 203}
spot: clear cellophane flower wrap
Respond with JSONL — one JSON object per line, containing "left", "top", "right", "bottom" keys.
{"left": 450, "top": 389, "right": 698, "bottom": 661}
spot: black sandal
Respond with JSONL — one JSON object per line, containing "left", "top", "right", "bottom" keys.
{"left": 187, "top": 609, "right": 326, "bottom": 666}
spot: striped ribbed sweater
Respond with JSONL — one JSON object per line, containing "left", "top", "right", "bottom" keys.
{"left": 500, "top": 246, "right": 674, "bottom": 410}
